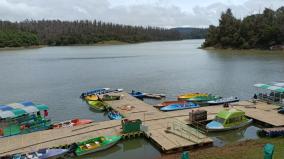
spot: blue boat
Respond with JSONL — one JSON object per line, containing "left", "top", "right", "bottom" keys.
{"left": 108, "top": 111, "right": 123, "bottom": 120}
{"left": 130, "top": 90, "right": 145, "bottom": 99}
{"left": 12, "top": 148, "right": 68, "bottom": 159}
{"left": 160, "top": 102, "right": 199, "bottom": 111}
{"left": 80, "top": 88, "right": 110, "bottom": 98}
{"left": 278, "top": 108, "right": 284, "bottom": 114}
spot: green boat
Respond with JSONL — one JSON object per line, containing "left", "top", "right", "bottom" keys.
{"left": 186, "top": 94, "right": 221, "bottom": 102}
{"left": 206, "top": 108, "right": 253, "bottom": 132}
{"left": 101, "top": 94, "right": 121, "bottom": 101}
{"left": 75, "top": 136, "right": 121, "bottom": 156}
{"left": 87, "top": 100, "right": 107, "bottom": 111}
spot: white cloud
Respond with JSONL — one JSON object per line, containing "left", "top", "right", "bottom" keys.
{"left": 0, "top": 0, "right": 283, "bottom": 27}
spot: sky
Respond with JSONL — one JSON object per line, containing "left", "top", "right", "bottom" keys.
{"left": 0, "top": 0, "right": 283, "bottom": 28}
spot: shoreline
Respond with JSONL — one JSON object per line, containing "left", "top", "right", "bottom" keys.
{"left": 201, "top": 46, "right": 284, "bottom": 52}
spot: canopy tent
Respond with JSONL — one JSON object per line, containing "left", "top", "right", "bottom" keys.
{"left": 273, "top": 82, "right": 284, "bottom": 87}
{"left": 0, "top": 101, "right": 48, "bottom": 119}
{"left": 254, "top": 83, "right": 284, "bottom": 93}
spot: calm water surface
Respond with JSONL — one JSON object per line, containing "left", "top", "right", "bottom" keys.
{"left": 0, "top": 40, "right": 283, "bottom": 158}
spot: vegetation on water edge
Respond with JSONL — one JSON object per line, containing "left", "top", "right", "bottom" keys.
{"left": 0, "top": 20, "right": 182, "bottom": 48}
{"left": 202, "top": 6, "right": 284, "bottom": 50}
{"left": 159, "top": 138, "right": 284, "bottom": 159}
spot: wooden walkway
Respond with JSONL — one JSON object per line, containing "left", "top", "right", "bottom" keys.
{"left": 1, "top": 92, "right": 284, "bottom": 156}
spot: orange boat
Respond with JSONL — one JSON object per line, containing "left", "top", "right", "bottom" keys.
{"left": 154, "top": 100, "right": 187, "bottom": 108}
{"left": 52, "top": 119, "right": 93, "bottom": 129}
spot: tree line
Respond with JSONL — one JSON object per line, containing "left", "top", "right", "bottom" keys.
{"left": 0, "top": 20, "right": 183, "bottom": 47}
{"left": 202, "top": 7, "right": 284, "bottom": 50}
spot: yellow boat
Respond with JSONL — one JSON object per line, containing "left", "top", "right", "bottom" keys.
{"left": 177, "top": 93, "right": 208, "bottom": 100}
{"left": 84, "top": 95, "right": 99, "bottom": 101}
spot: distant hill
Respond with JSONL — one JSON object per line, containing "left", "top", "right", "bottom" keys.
{"left": 171, "top": 27, "right": 208, "bottom": 39}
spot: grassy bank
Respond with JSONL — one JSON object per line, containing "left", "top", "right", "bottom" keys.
{"left": 159, "top": 138, "right": 284, "bottom": 159}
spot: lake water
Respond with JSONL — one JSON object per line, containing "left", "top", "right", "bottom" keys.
{"left": 0, "top": 40, "right": 284, "bottom": 158}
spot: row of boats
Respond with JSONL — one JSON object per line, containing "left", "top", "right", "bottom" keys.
{"left": 155, "top": 93, "right": 239, "bottom": 111}
{"left": 11, "top": 135, "right": 122, "bottom": 158}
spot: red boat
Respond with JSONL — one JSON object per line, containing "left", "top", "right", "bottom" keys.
{"left": 154, "top": 100, "right": 187, "bottom": 108}
{"left": 52, "top": 119, "right": 93, "bottom": 129}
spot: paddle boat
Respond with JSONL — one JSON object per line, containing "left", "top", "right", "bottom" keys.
{"left": 80, "top": 88, "right": 110, "bottom": 98}
{"left": 52, "top": 118, "right": 93, "bottom": 129}
{"left": 84, "top": 94, "right": 99, "bottom": 101}
{"left": 206, "top": 108, "right": 253, "bottom": 132}
{"left": 74, "top": 136, "right": 121, "bottom": 156}
{"left": 206, "top": 97, "right": 240, "bottom": 105}
{"left": 130, "top": 90, "right": 145, "bottom": 99}
{"left": 186, "top": 94, "right": 221, "bottom": 102}
{"left": 0, "top": 101, "right": 51, "bottom": 137}
{"left": 12, "top": 148, "right": 68, "bottom": 159}
{"left": 278, "top": 108, "right": 284, "bottom": 114}
{"left": 102, "top": 94, "right": 121, "bottom": 101}
{"left": 155, "top": 100, "right": 187, "bottom": 108}
{"left": 108, "top": 111, "right": 123, "bottom": 120}
{"left": 87, "top": 100, "right": 107, "bottom": 111}
{"left": 160, "top": 102, "right": 199, "bottom": 111}
{"left": 177, "top": 93, "right": 209, "bottom": 100}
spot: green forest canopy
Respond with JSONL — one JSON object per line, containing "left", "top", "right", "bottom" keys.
{"left": 202, "top": 7, "right": 284, "bottom": 50}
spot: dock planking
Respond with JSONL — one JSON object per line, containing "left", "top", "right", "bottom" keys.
{"left": 1, "top": 92, "right": 284, "bottom": 156}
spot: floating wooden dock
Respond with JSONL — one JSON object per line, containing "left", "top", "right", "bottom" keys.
{"left": 1, "top": 92, "right": 284, "bottom": 156}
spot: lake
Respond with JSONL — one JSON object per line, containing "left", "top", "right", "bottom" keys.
{"left": 0, "top": 40, "right": 284, "bottom": 158}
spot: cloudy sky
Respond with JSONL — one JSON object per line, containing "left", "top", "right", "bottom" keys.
{"left": 0, "top": 0, "right": 283, "bottom": 27}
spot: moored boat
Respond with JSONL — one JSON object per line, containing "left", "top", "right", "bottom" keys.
{"left": 206, "top": 97, "right": 240, "bottom": 105}
{"left": 74, "top": 136, "right": 121, "bottom": 156}
{"left": 87, "top": 100, "right": 107, "bottom": 111}
{"left": 84, "top": 95, "right": 99, "bottom": 101}
{"left": 102, "top": 94, "right": 121, "bottom": 101}
{"left": 155, "top": 100, "right": 187, "bottom": 108}
{"left": 12, "top": 148, "right": 68, "bottom": 159}
{"left": 177, "top": 93, "right": 209, "bottom": 100}
{"left": 0, "top": 101, "right": 51, "bottom": 137}
{"left": 130, "top": 90, "right": 145, "bottom": 99}
{"left": 186, "top": 95, "right": 221, "bottom": 102}
{"left": 108, "top": 111, "right": 123, "bottom": 120}
{"left": 206, "top": 108, "right": 253, "bottom": 132}
{"left": 80, "top": 88, "right": 110, "bottom": 98}
{"left": 160, "top": 102, "right": 199, "bottom": 111}
{"left": 278, "top": 108, "right": 284, "bottom": 114}
{"left": 52, "top": 118, "right": 93, "bottom": 129}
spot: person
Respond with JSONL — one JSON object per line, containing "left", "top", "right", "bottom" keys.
{"left": 253, "top": 94, "right": 257, "bottom": 99}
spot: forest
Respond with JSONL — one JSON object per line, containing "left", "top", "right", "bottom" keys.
{"left": 202, "top": 7, "right": 284, "bottom": 50}
{"left": 0, "top": 20, "right": 183, "bottom": 47}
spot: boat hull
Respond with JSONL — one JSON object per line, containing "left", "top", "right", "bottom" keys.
{"left": 155, "top": 100, "right": 187, "bottom": 108}
{"left": 87, "top": 101, "right": 106, "bottom": 111}
{"left": 206, "top": 119, "right": 253, "bottom": 132}
{"left": 108, "top": 112, "right": 122, "bottom": 120}
{"left": 160, "top": 103, "right": 199, "bottom": 111}
{"left": 207, "top": 97, "right": 240, "bottom": 105}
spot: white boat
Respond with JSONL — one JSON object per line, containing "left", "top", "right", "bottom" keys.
{"left": 206, "top": 97, "right": 239, "bottom": 105}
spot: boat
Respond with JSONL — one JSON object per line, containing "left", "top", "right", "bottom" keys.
{"left": 155, "top": 100, "right": 187, "bottom": 108}
{"left": 186, "top": 95, "right": 221, "bottom": 102}
{"left": 129, "top": 90, "right": 145, "bottom": 99}
{"left": 102, "top": 94, "right": 121, "bottom": 101}
{"left": 108, "top": 111, "right": 123, "bottom": 120}
{"left": 87, "top": 101, "right": 107, "bottom": 111}
{"left": 278, "top": 108, "right": 284, "bottom": 114}
{"left": 80, "top": 88, "right": 110, "bottom": 98}
{"left": 52, "top": 118, "right": 93, "bottom": 129}
{"left": 160, "top": 102, "right": 199, "bottom": 111}
{"left": 84, "top": 95, "right": 99, "bottom": 101}
{"left": 74, "top": 136, "right": 121, "bottom": 156}
{"left": 177, "top": 93, "right": 209, "bottom": 100}
{"left": 0, "top": 101, "right": 51, "bottom": 137}
{"left": 143, "top": 93, "right": 166, "bottom": 99}
{"left": 206, "top": 108, "right": 253, "bottom": 132}
{"left": 206, "top": 97, "right": 240, "bottom": 105}
{"left": 12, "top": 148, "right": 68, "bottom": 159}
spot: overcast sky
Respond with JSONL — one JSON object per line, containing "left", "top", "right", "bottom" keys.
{"left": 0, "top": 0, "right": 283, "bottom": 27}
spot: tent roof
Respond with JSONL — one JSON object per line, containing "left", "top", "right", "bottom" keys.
{"left": 0, "top": 101, "right": 48, "bottom": 119}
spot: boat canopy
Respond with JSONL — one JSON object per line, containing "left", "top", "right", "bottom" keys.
{"left": 0, "top": 101, "right": 48, "bottom": 119}
{"left": 254, "top": 83, "right": 284, "bottom": 93}
{"left": 216, "top": 109, "right": 244, "bottom": 120}
{"left": 273, "top": 82, "right": 284, "bottom": 87}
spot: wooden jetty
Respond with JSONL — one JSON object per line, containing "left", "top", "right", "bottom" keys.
{"left": 1, "top": 92, "right": 284, "bottom": 156}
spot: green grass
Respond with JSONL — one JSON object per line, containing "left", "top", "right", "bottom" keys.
{"left": 160, "top": 138, "right": 284, "bottom": 159}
